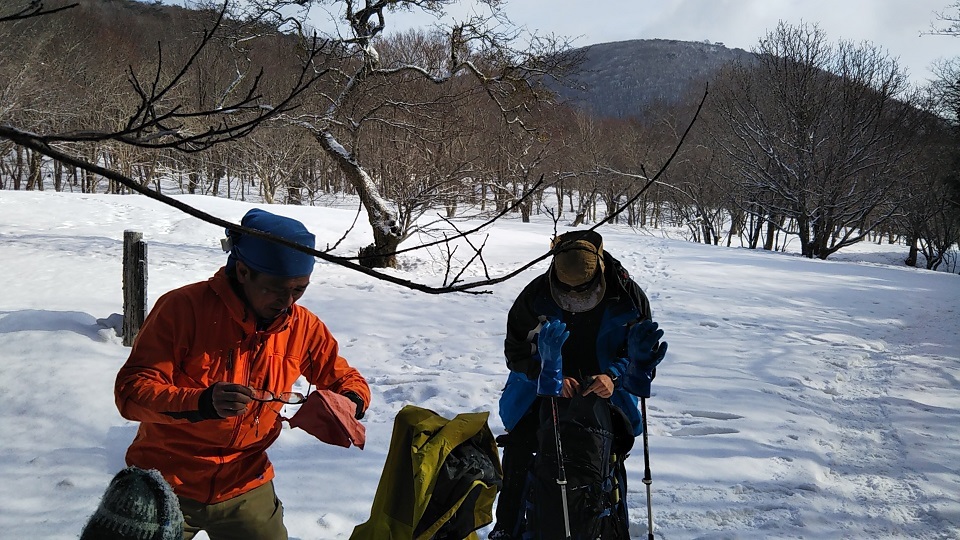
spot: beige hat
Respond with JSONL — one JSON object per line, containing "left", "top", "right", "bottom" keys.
{"left": 549, "top": 231, "right": 606, "bottom": 312}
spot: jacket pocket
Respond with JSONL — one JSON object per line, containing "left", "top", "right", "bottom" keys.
{"left": 176, "top": 348, "right": 231, "bottom": 389}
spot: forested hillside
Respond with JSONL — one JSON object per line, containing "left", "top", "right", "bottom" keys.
{"left": 550, "top": 39, "right": 753, "bottom": 119}
{"left": 1, "top": 0, "right": 957, "bottom": 273}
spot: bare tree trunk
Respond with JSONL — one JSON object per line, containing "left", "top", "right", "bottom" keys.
{"left": 260, "top": 175, "right": 276, "bottom": 204}
{"left": 317, "top": 132, "right": 401, "bottom": 268}
{"left": 54, "top": 159, "right": 63, "bottom": 191}
{"left": 554, "top": 180, "right": 563, "bottom": 217}
{"left": 188, "top": 171, "right": 199, "bottom": 195}
{"left": 358, "top": 234, "right": 401, "bottom": 268}
{"left": 84, "top": 148, "right": 97, "bottom": 193}
{"left": 520, "top": 198, "right": 532, "bottom": 222}
{"left": 905, "top": 237, "right": 919, "bottom": 267}
{"left": 287, "top": 184, "right": 302, "bottom": 205}
{"left": 26, "top": 150, "right": 41, "bottom": 190}
{"left": 13, "top": 145, "right": 23, "bottom": 190}
{"left": 763, "top": 214, "right": 777, "bottom": 251}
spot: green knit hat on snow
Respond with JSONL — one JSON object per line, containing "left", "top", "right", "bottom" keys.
{"left": 80, "top": 467, "right": 183, "bottom": 540}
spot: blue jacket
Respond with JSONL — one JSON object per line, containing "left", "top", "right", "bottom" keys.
{"left": 499, "top": 252, "right": 652, "bottom": 435}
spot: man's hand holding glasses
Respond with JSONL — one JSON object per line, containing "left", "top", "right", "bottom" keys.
{"left": 209, "top": 384, "right": 307, "bottom": 419}
{"left": 210, "top": 383, "right": 254, "bottom": 418}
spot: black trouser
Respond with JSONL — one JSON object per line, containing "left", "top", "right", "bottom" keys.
{"left": 494, "top": 400, "right": 542, "bottom": 538}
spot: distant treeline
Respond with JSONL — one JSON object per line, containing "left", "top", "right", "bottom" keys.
{"left": 1, "top": 0, "right": 957, "bottom": 270}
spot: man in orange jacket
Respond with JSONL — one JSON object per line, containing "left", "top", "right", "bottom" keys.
{"left": 115, "top": 208, "right": 370, "bottom": 540}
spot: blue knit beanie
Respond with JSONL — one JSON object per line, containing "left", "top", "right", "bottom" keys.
{"left": 80, "top": 467, "right": 183, "bottom": 540}
{"left": 225, "top": 208, "right": 316, "bottom": 277}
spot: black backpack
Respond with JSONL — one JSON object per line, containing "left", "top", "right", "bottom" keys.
{"left": 524, "top": 393, "right": 632, "bottom": 539}
{"left": 417, "top": 434, "right": 502, "bottom": 540}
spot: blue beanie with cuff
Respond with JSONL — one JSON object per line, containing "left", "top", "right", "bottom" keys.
{"left": 226, "top": 208, "right": 316, "bottom": 277}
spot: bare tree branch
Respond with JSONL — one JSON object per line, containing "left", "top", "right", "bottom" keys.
{"left": 14, "top": 3, "right": 331, "bottom": 153}
{"left": 594, "top": 86, "right": 709, "bottom": 230}
{"left": 926, "top": 1, "right": 960, "bottom": 36}
{"left": 0, "top": 0, "right": 78, "bottom": 23}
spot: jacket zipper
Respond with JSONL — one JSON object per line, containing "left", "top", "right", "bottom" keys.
{"left": 206, "top": 344, "right": 240, "bottom": 504}
{"left": 207, "top": 336, "right": 260, "bottom": 504}
{"left": 228, "top": 335, "right": 266, "bottom": 445}
{"left": 249, "top": 335, "right": 269, "bottom": 438}
{"left": 206, "top": 327, "right": 275, "bottom": 502}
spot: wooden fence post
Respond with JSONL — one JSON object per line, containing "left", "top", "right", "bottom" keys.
{"left": 122, "top": 230, "right": 148, "bottom": 347}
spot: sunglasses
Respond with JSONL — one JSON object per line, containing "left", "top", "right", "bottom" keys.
{"left": 250, "top": 389, "right": 307, "bottom": 404}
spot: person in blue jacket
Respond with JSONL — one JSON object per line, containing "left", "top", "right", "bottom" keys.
{"left": 490, "top": 230, "right": 666, "bottom": 539}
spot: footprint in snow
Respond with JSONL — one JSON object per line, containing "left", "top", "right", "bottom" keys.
{"left": 669, "top": 410, "right": 742, "bottom": 437}
{"left": 683, "top": 410, "right": 744, "bottom": 420}
{"left": 673, "top": 426, "right": 739, "bottom": 436}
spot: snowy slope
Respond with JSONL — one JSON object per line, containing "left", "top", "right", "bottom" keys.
{"left": 0, "top": 190, "right": 957, "bottom": 539}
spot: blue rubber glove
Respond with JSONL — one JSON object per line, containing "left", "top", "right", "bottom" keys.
{"left": 537, "top": 320, "right": 569, "bottom": 397}
{"left": 623, "top": 320, "right": 668, "bottom": 398}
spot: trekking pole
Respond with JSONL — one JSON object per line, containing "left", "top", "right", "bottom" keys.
{"left": 550, "top": 396, "right": 572, "bottom": 539}
{"left": 641, "top": 397, "right": 655, "bottom": 539}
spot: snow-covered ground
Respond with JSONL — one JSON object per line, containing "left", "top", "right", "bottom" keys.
{"left": 0, "top": 190, "right": 957, "bottom": 539}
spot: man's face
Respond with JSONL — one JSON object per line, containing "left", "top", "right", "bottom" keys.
{"left": 236, "top": 261, "right": 310, "bottom": 320}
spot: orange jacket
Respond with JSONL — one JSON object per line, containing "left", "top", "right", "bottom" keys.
{"left": 115, "top": 267, "right": 370, "bottom": 504}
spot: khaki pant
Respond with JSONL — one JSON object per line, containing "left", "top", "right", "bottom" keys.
{"left": 179, "top": 481, "right": 288, "bottom": 540}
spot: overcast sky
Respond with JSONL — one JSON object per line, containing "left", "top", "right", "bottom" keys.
{"left": 156, "top": 0, "right": 959, "bottom": 86}
{"left": 378, "top": 0, "right": 958, "bottom": 86}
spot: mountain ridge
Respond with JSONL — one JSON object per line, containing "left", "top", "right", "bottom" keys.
{"left": 550, "top": 38, "right": 755, "bottom": 119}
